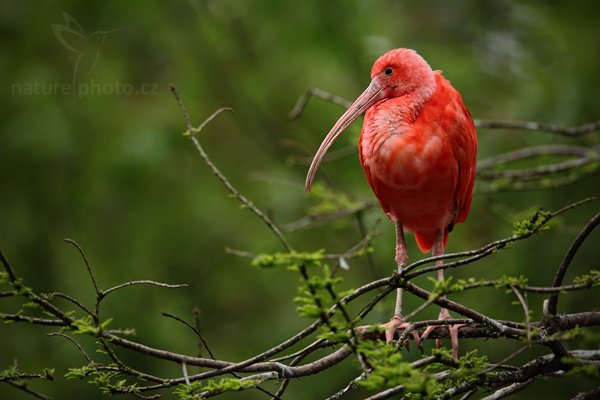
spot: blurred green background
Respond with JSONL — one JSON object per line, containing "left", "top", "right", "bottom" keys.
{"left": 1, "top": 1, "right": 599, "bottom": 399}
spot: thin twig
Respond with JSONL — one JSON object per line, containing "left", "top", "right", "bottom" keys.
{"left": 0, "top": 257, "right": 76, "bottom": 326}
{"left": 479, "top": 379, "right": 534, "bottom": 400}
{"left": 547, "top": 212, "right": 600, "bottom": 316}
{"left": 0, "top": 251, "right": 18, "bottom": 281}
{"left": 459, "top": 389, "right": 478, "bottom": 400}
{"left": 162, "top": 311, "right": 216, "bottom": 360}
{"left": 227, "top": 219, "right": 376, "bottom": 262}
{"left": 199, "top": 372, "right": 279, "bottom": 399}
{"left": 288, "top": 87, "right": 352, "bottom": 120}
{"left": 193, "top": 307, "right": 205, "bottom": 359}
{"left": 5, "top": 381, "right": 52, "bottom": 400}
{"left": 169, "top": 84, "right": 292, "bottom": 251}
{"left": 0, "top": 373, "right": 53, "bottom": 383}
{"left": 47, "top": 333, "right": 95, "bottom": 363}
{"left": 101, "top": 342, "right": 165, "bottom": 383}
{"left": 571, "top": 387, "right": 600, "bottom": 400}
{"left": 476, "top": 144, "right": 595, "bottom": 171}
{"left": 44, "top": 291, "right": 95, "bottom": 318}
{"left": 332, "top": 217, "right": 381, "bottom": 264}
{"left": 404, "top": 294, "right": 440, "bottom": 321}
{"left": 362, "top": 357, "right": 444, "bottom": 400}
{"left": 325, "top": 371, "right": 369, "bottom": 400}
{"left": 1, "top": 313, "right": 65, "bottom": 326}
{"left": 354, "top": 286, "right": 396, "bottom": 323}
{"left": 474, "top": 119, "right": 600, "bottom": 137}
{"left": 291, "top": 145, "right": 357, "bottom": 166}
{"left": 64, "top": 238, "right": 105, "bottom": 322}
{"left": 102, "top": 280, "right": 187, "bottom": 297}
{"left": 269, "top": 339, "right": 329, "bottom": 363}
{"left": 64, "top": 239, "right": 100, "bottom": 297}
{"left": 483, "top": 345, "right": 528, "bottom": 375}
{"left": 162, "top": 314, "right": 278, "bottom": 399}
{"left": 510, "top": 285, "right": 531, "bottom": 342}
{"left": 478, "top": 154, "right": 600, "bottom": 181}
{"left": 356, "top": 211, "right": 378, "bottom": 278}
{"left": 182, "top": 361, "right": 190, "bottom": 386}
{"left": 272, "top": 340, "right": 326, "bottom": 399}
{"left": 459, "top": 279, "right": 599, "bottom": 294}
{"left": 476, "top": 168, "right": 600, "bottom": 194}
{"left": 284, "top": 201, "right": 375, "bottom": 232}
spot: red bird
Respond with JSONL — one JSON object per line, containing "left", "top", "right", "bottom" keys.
{"left": 305, "top": 48, "right": 477, "bottom": 357}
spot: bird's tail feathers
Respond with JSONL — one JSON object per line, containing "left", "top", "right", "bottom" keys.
{"left": 415, "top": 231, "right": 448, "bottom": 253}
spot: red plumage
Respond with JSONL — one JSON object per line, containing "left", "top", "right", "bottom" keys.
{"left": 359, "top": 71, "right": 477, "bottom": 252}
{"left": 305, "top": 48, "right": 478, "bottom": 354}
{"left": 306, "top": 48, "right": 477, "bottom": 253}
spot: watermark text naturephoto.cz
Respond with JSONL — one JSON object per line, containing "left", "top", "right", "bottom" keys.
{"left": 11, "top": 80, "right": 159, "bottom": 97}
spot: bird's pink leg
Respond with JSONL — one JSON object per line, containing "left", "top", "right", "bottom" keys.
{"left": 393, "top": 221, "right": 408, "bottom": 319}
{"left": 420, "top": 229, "right": 464, "bottom": 359}
{"left": 381, "top": 222, "right": 421, "bottom": 348}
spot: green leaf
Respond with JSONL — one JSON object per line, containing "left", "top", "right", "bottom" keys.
{"left": 512, "top": 208, "right": 552, "bottom": 236}
{"left": 65, "top": 363, "right": 98, "bottom": 380}
{"left": 359, "top": 342, "right": 435, "bottom": 395}
{"left": 495, "top": 275, "right": 529, "bottom": 289}
{"left": 251, "top": 249, "right": 325, "bottom": 270}
{"left": 573, "top": 270, "right": 600, "bottom": 287}
{"left": 173, "top": 377, "right": 258, "bottom": 399}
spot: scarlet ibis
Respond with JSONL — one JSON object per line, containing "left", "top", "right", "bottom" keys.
{"left": 305, "top": 48, "right": 477, "bottom": 358}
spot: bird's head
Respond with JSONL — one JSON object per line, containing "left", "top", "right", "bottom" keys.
{"left": 370, "top": 48, "right": 435, "bottom": 101}
{"left": 305, "top": 48, "right": 436, "bottom": 191}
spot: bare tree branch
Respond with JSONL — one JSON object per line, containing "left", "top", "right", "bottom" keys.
{"left": 478, "top": 379, "right": 533, "bottom": 400}
{"left": 4, "top": 381, "right": 52, "bottom": 400}
{"left": 473, "top": 119, "right": 600, "bottom": 137}
{"left": 102, "top": 280, "right": 187, "bottom": 297}
{"left": 547, "top": 212, "right": 600, "bottom": 316}
{"left": 571, "top": 387, "right": 600, "bottom": 400}
{"left": 288, "top": 87, "right": 352, "bottom": 120}
{"left": 477, "top": 153, "right": 600, "bottom": 180}
{"left": 476, "top": 145, "right": 596, "bottom": 171}
{"left": 169, "top": 84, "right": 292, "bottom": 251}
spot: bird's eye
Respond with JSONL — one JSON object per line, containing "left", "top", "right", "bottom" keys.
{"left": 384, "top": 67, "right": 393, "bottom": 76}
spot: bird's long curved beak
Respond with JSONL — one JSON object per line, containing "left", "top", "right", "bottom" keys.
{"left": 305, "top": 79, "right": 385, "bottom": 191}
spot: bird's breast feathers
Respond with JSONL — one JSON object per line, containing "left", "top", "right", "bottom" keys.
{"left": 357, "top": 75, "right": 476, "bottom": 233}
{"left": 360, "top": 103, "right": 457, "bottom": 191}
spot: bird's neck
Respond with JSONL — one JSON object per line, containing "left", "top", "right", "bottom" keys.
{"left": 373, "top": 70, "right": 438, "bottom": 124}
{"left": 406, "top": 70, "right": 438, "bottom": 114}
{"left": 366, "top": 89, "right": 435, "bottom": 129}
{"left": 359, "top": 73, "right": 440, "bottom": 165}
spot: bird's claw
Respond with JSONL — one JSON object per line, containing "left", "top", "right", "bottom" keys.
{"left": 420, "top": 308, "right": 464, "bottom": 359}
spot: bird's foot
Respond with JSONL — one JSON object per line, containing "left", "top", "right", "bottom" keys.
{"left": 356, "top": 316, "right": 422, "bottom": 351}
{"left": 420, "top": 308, "right": 465, "bottom": 359}
{"left": 381, "top": 316, "right": 422, "bottom": 351}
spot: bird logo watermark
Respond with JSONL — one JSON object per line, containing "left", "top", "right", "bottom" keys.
{"left": 11, "top": 12, "right": 158, "bottom": 98}
{"left": 52, "top": 12, "right": 120, "bottom": 92}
